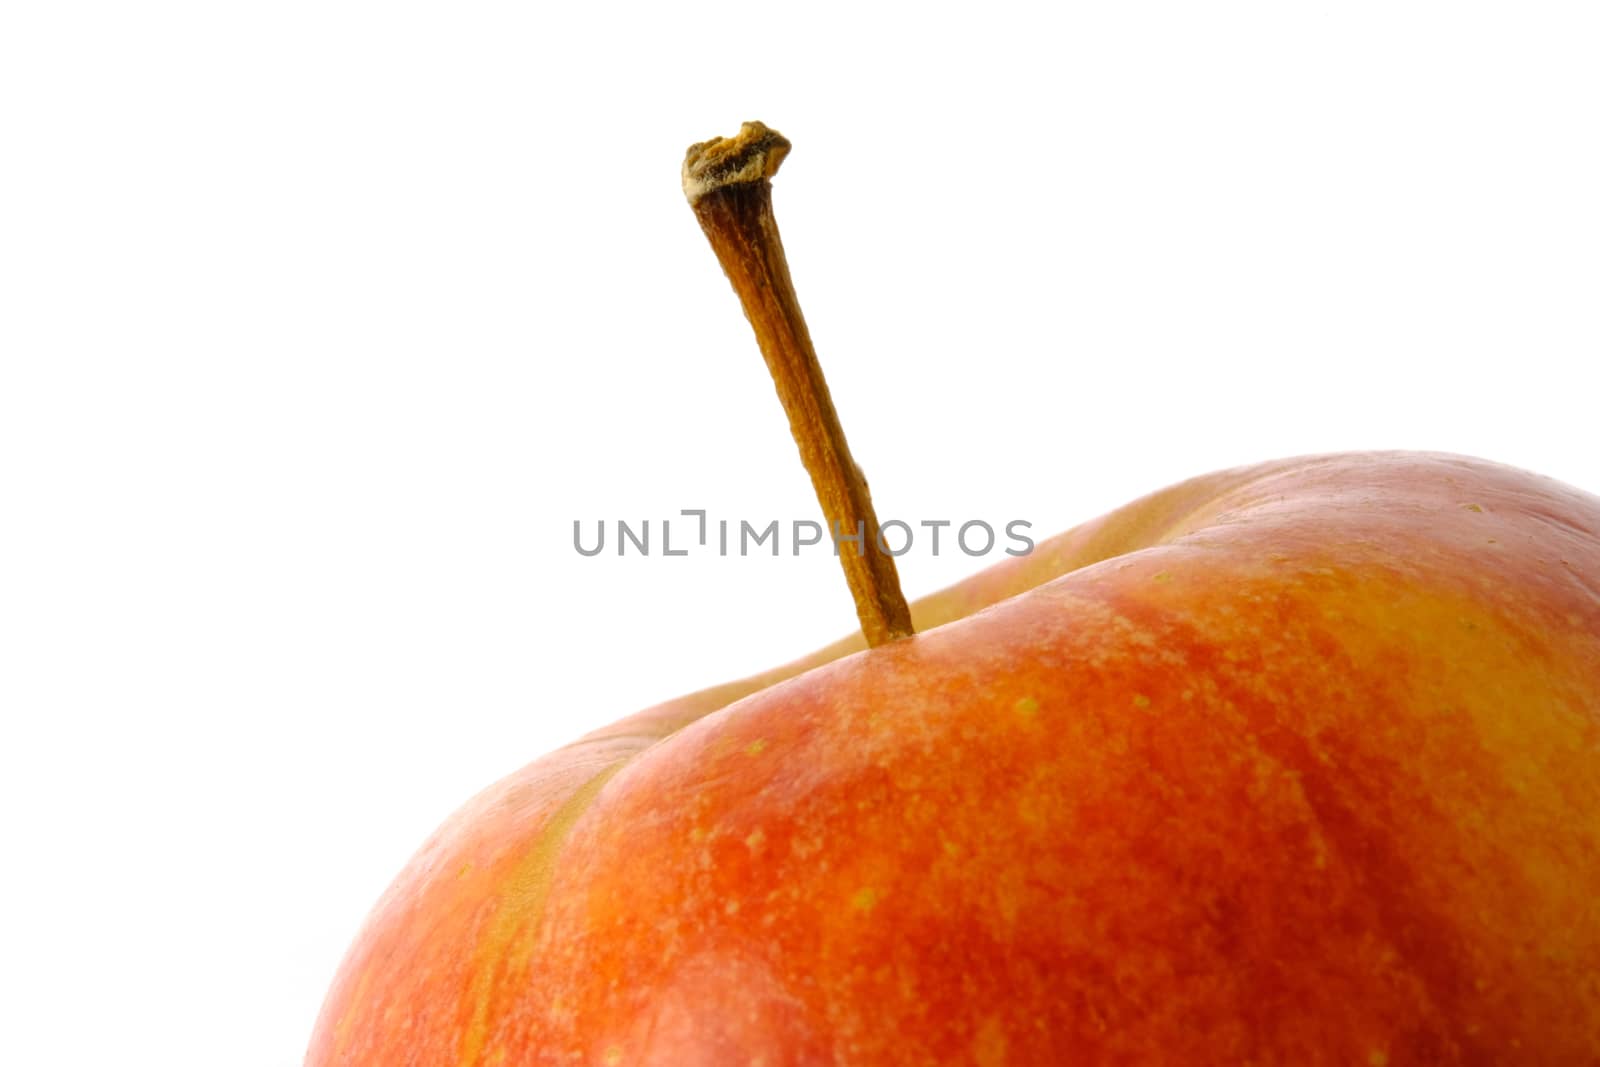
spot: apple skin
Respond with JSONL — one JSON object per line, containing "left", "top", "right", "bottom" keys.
{"left": 308, "top": 452, "right": 1600, "bottom": 1065}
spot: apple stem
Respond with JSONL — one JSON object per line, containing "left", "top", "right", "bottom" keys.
{"left": 684, "top": 122, "right": 914, "bottom": 648}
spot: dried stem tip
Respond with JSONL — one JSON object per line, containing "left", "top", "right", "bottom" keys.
{"left": 682, "top": 121, "right": 792, "bottom": 206}
{"left": 684, "top": 121, "right": 914, "bottom": 648}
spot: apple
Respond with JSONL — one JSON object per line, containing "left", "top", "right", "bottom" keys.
{"left": 306, "top": 125, "right": 1600, "bottom": 1064}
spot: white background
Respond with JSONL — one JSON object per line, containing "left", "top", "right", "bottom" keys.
{"left": 3, "top": 3, "right": 1597, "bottom": 1064}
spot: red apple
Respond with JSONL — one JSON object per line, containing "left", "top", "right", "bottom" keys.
{"left": 306, "top": 126, "right": 1600, "bottom": 1065}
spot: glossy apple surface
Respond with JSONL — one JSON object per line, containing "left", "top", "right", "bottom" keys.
{"left": 308, "top": 451, "right": 1600, "bottom": 1065}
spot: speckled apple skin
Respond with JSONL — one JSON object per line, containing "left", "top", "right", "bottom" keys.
{"left": 308, "top": 453, "right": 1600, "bottom": 1066}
